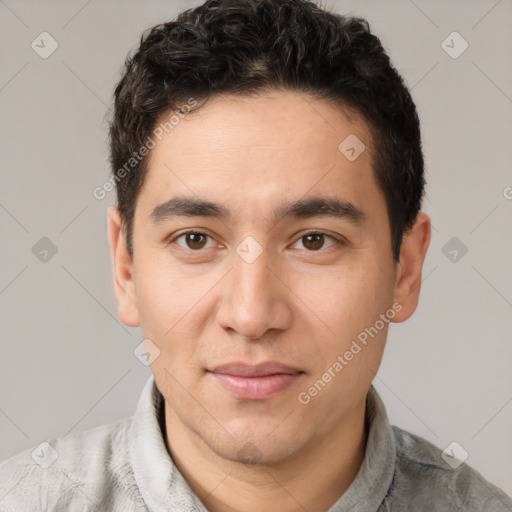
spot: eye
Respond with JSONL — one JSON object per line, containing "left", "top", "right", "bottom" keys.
{"left": 172, "top": 231, "right": 217, "bottom": 251}
{"left": 169, "top": 230, "right": 343, "bottom": 253}
{"left": 292, "top": 232, "right": 339, "bottom": 251}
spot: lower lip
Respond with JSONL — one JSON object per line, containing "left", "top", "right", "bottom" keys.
{"left": 210, "top": 372, "right": 301, "bottom": 400}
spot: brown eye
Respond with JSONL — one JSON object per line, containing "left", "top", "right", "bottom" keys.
{"left": 186, "top": 233, "right": 207, "bottom": 250}
{"left": 174, "top": 231, "right": 214, "bottom": 251}
{"left": 293, "top": 232, "right": 338, "bottom": 252}
{"left": 303, "top": 234, "right": 324, "bottom": 250}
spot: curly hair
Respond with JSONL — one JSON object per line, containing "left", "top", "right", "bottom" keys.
{"left": 108, "top": 0, "right": 425, "bottom": 261}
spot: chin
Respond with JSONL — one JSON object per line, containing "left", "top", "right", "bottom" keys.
{"left": 195, "top": 422, "right": 302, "bottom": 466}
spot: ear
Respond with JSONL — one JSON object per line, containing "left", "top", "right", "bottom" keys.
{"left": 391, "top": 211, "right": 431, "bottom": 322}
{"left": 107, "top": 206, "right": 140, "bottom": 327}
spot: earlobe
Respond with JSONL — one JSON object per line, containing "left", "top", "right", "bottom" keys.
{"left": 391, "top": 211, "right": 431, "bottom": 323}
{"left": 107, "top": 206, "right": 140, "bottom": 327}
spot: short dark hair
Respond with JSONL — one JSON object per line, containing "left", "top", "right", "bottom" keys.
{"left": 109, "top": 0, "right": 425, "bottom": 261}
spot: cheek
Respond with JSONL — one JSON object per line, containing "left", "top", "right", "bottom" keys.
{"left": 133, "top": 256, "right": 217, "bottom": 372}
{"left": 133, "top": 261, "right": 192, "bottom": 359}
{"left": 302, "top": 260, "right": 392, "bottom": 333}
{"left": 134, "top": 252, "right": 196, "bottom": 328}
{"left": 136, "top": 275, "right": 174, "bottom": 333}
{"left": 298, "top": 257, "right": 394, "bottom": 375}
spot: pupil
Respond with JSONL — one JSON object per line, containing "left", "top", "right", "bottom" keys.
{"left": 188, "top": 233, "right": 205, "bottom": 249}
{"left": 306, "top": 234, "right": 323, "bottom": 250}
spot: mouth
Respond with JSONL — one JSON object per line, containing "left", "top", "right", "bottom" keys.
{"left": 207, "top": 362, "right": 304, "bottom": 400}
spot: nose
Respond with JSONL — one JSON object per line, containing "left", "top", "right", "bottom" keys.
{"left": 215, "top": 248, "right": 293, "bottom": 341}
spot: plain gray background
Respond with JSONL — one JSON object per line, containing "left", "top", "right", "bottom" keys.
{"left": 1, "top": 0, "right": 511, "bottom": 497}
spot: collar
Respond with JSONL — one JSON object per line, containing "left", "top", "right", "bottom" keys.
{"left": 328, "top": 383, "right": 396, "bottom": 511}
{"left": 129, "top": 375, "right": 396, "bottom": 511}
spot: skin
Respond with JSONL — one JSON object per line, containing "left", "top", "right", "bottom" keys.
{"left": 107, "top": 89, "right": 431, "bottom": 512}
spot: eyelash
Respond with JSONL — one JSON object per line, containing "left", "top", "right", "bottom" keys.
{"left": 168, "top": 229, "right": 344, "bottom": 254}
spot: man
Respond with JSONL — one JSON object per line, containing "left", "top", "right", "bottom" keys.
{"left": 1, "top": 0, "right": 510, "bottom": 510}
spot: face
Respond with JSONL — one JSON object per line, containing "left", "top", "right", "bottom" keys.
{"left": 108, "top": 90, "right": 428, "bottom": 465}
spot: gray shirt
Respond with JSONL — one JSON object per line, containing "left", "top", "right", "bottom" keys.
{"left": 1, "top": 375, "right": 510, "bottom": 511}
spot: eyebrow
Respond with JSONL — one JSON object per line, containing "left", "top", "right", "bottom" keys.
{"left": 149, "top": 195, "right": 365, "bottom": 226}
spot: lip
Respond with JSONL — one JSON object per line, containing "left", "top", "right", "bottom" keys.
{"left": 208, "top": 362, "right": 303, "bottom": 400}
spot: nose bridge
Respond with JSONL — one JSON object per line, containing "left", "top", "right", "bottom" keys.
{"left": 231, "top": 241, "right": 276, "bottom": 308}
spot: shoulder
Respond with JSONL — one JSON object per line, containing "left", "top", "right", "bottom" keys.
{"left": 388, "top": 425, "right": 512, "bottom": 511}
{"left": 0, "top": 417, "right": 140, "bottom": 511}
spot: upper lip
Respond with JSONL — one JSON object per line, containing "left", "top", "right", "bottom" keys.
{"left": 209, "top": 362, "right": 302, "bottom": 377}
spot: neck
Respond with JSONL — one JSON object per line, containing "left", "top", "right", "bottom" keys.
{"left": 163, "top": 399, "right": 368, "bottom": 512}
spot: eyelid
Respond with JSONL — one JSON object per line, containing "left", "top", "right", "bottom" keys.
{"left": 168, "top": 229, "right": 345, "bottom": 252}
{"left": 169, "top": 229, "right": 219, "bottom": 250}
{"left": 291, "top": 230, "right": 344, "bottom": 251}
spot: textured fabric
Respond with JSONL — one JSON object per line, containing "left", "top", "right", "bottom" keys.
{"left": 0, "top": 375, "right": 510, "bottom": 511}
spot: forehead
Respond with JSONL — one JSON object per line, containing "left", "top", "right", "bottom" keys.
{"left": 150, "top": 91, "right": 372, "bottom": 160}
{"left": 136, "top": 90, "right": 383, "bottom": 225}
